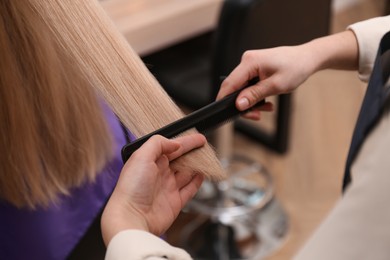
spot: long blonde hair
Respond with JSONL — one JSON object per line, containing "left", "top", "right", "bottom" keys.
{"left": 0, "top": 0, "right": 224, "bottom": 208}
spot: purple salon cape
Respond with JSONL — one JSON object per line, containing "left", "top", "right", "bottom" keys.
{"left": 0, "top": 103, "right": 132, "bottom": 259}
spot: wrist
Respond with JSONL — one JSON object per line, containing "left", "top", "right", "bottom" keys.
{"left": 303, "top": 30, "right": 359, "bottom": 73}
{"left": 101, "top": 194, "right": 149, "bottom": 246}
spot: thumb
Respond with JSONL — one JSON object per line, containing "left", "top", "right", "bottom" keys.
{"left": 236, "top": 78, "right": 278, "bottom": 111}
{"left": 137, "top": 135, "right": 180, "bottom": 162}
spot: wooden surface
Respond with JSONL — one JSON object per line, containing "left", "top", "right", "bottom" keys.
{"left": 101, "top": 0, "right": 222, "bottom": 56}
{"left": 101, "top": 0, "right": 386, "bottom": 259}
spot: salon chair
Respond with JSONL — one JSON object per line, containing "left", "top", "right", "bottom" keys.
{"left": 142, "top": 0, "right": 332, "bottom": 154}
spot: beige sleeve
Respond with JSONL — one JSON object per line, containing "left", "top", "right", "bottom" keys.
{"left": 348, "top": 15, "right": 390, "bottom": 82}
{"left": 105, "top": 230, "right": 192, "bottom": 260}
{"left": 294, "top": 16, "right": 390, "bottom": 260}
{"left": 293, "top": 83, "right": 390, "bottom": 259}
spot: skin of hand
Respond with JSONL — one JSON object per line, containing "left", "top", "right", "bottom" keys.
{"left": 101, "top": 134, "right": 206, "bottom": 246}
{"left": 217, "top": 30, "right": 359, "bottom": 119}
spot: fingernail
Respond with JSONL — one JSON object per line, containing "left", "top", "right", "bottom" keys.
{"left": 238, "top": 98, "right": 249, "bottom": 110}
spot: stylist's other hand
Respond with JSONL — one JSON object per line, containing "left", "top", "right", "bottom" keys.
{"left": 217, "top": 45, "right": 314, "bottom": 120}
{"left": 101, "top": 134, "right": 206, "bottom": 245}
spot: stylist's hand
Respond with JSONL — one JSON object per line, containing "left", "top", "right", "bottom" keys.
{"left": 217, "top": 45, "right": 315, "bottom": 120}
{"left": 101, "top": 134, "right": 206, "bottom": 245}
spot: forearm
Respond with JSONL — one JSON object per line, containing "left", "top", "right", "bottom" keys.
{"left": 306, "top": 15, "right": 390, "bottom": 81}
{"left": 302, "top": 15, "right": 390, "bottom": 79}
{"left": 303, "top": 30, "right": 359, "bottom": 75}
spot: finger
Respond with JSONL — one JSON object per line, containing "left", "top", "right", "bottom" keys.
{"left": 253, "top": 101, "right": 274, "bottom": 111}
{"left": 134, "top": 135, "right": 180, "bottom": 162}
{"left": 179, "top": 174, "right": 204, "bottom": 206}
{"left": 217, "top": 61, "right": 258, "bottom": 100}
{"left": 241, "top": 102, "right": 274, "bottom": 120}
{"left": 167, "top": 134, "right": 206, "bottom": 161}
{"left": 236, "top": 79, "right": 280, "bottom": 110}
{"left": 175, "top": 171, "right": 195, "bottom": 190}
{"left": 155, "top": 154, "right": 170, "bottom": 172}
{"left": 244, "top": 100, "right": 273, "bottom": 112}
{"left": 241, "top": 110, "right": 261, "bottom": 120}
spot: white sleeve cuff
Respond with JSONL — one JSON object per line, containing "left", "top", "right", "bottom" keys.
{"left": 348, "top": 15, "right": 390, "bottom": 82}
{"left": 105, "top": 230, "right": 192, "bottom": 260}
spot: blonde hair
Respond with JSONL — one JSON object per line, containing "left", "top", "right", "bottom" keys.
{"left": 0, "top": 0, "right": 225, "bottom": 208}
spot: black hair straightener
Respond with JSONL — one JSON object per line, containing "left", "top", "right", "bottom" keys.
{"left": 121, "top": 77, "right": 264, "bottom": 163}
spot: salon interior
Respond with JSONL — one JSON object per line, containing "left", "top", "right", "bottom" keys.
{"left": 100, "top": 0, "right": 387, "bottom": 259}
